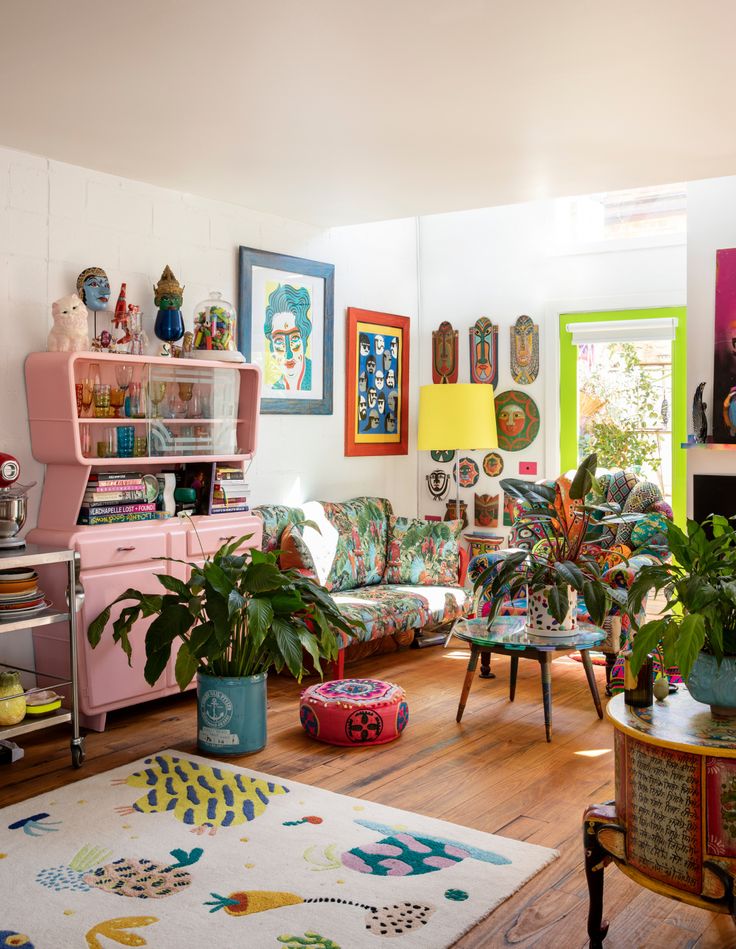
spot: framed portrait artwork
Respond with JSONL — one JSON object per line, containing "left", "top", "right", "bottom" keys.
{"left": 345, "top": 307, "right": 410, "bottom": 456}
{"left": 238, "top": 246, "right": 334, "bottom": 414}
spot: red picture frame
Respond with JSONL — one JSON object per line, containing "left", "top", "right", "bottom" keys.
{"left": 345, "top": 307, "right": 410, "bottom": 456}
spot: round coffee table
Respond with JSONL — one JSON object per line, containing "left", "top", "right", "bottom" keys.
{"left": 451, "top": 615, "right": 606, "bottom": 742}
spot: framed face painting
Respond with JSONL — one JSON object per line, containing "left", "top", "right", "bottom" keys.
{"left": 345, "top": 307, "right": 410, "bottom": 456}
{"left": 238, "top": 246, "right": 334, "bottom": 414}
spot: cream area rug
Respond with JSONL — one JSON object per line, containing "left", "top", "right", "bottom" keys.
{"left": 0, "top": 750, "right": 557, "bottom": 948}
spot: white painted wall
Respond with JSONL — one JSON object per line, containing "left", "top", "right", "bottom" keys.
{"left": 416, "top": 198, "right": 686, "bottom": 535}
{"left": 0, "top": 146, "right": 419, "bottom": 669}
{"left": 686, "top": 175, "right": 736, "bottom": 513}
{"left": 0, "top": 146, "right": 419, "bottom": 532}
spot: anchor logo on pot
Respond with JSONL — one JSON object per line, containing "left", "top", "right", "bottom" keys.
{"left": 201, "top": 689, "right": 234, "bottom": 727}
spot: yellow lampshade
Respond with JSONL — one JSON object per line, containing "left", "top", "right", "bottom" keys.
{"left": 417, "top": 384, "right": 497, "bottom": 451}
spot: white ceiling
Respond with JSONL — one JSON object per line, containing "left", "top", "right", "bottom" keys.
{"left": 1, "top": 0, "right": 734, "bottom": 226}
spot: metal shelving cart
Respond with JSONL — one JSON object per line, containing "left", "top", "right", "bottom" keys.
{"left": 0, "top": 543, "right": 84, "bottom": 768}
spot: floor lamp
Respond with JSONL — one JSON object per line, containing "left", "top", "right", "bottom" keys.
{"left": 418, "top": 383, "right": 498, "bottom": 523}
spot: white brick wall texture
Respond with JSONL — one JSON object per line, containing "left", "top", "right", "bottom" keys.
{"left": 0, "top": 144, "right": 420, "bottom": 540}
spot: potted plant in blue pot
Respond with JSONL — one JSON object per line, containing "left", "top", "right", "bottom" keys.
{"left": 628, "top": 515, "right": 736, "bottom": 718}
{"left": 87, "top": 534, "right": 353, "bottom": 753}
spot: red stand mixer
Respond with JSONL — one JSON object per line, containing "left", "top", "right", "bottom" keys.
{"left": 0, "top": 452, "right": 36, "bottom": 549}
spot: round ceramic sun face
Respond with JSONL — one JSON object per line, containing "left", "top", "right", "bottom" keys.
{"left": 483, "top": 452, "right": 504, "bottom": 477}
{"left": 494, "top": 390, "right": 540, "bottom": 452}
{"left": 456, "top": 457, "right": 479, "bottom": 487}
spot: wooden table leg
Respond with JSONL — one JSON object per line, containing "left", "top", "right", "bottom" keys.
{"left": 479, "top": 649, "right": 495, "bottom": 679}
{"left": 582, "top": 649, "right": 604, "bottom": 719}
{"left": 539, "top": 652, "right": 553, "bottom": 742}
{"left": 457, "top": 644, "right": 480, "bottom": 723}
{"left": 509, "top": 655, "right": 519, "bottom": 701}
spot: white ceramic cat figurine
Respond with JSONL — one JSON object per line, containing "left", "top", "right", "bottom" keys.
{"left": 48, "top": 293, "right": 89, "bottom": 351}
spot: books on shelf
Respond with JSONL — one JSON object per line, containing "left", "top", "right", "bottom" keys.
{"left": 209, "top": 462, "right": 249, "bottom": 514}
{"left": 79, "top": 472, "right": 150, "bottom": 526}
{"left": 78, "top": 511, "right": 155, "bottom": 526}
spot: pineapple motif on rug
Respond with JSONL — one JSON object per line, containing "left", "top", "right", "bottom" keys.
{"left": 0, "top": 750, "right": 557, "bottom": 948}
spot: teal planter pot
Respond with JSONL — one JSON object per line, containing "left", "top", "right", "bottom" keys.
{"left": 197, "top": 671, "right": 267, "bottom": 754}
{"left": 687, "top": 652, "right": 736, "bottom": 719}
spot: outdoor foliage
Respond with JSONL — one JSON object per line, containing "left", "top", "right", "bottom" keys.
{"left": 87, "top": 532, "right": 355, "bottom": 689}
{"left": 579, "top": 342, "right": 666, "bottom": 472}
{"left": 628, "top": 515, "right": 736, "bottom": 681}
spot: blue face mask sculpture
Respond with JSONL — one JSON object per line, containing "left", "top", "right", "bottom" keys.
{"left": 76, "top": 267, "right": 111, "bottom": 311}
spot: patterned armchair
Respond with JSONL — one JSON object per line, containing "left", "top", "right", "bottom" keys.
{"left": 468, "top": 468, "right": 674, "bottom": 692}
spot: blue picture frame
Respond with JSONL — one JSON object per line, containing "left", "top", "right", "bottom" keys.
{"left": 238, "top": 246, "right": 334, "bottom": 415}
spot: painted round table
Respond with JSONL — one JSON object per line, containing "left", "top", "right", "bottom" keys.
{"left": 584, "top": 688, "right": 736, "bottom": 948}
{"left": 451, "top": 616, "right": 606, "bottom": 742}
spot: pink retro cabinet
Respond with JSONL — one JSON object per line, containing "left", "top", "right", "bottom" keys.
{"left": 25, "top": 351, "right": 262, "bottom": 731}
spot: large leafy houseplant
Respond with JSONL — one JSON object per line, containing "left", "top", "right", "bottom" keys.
{"left": 475, "top": 454, "right": 640, "bottom": 627}
{"left": 628, "top": 515, "right": 736, "bottom": 685}
{"left": 88, "top": 533, "right": 354, "bottom": 689}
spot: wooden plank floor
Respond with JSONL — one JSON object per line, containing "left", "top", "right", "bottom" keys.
{"left": 3, "top": 645, "right": 736, "bottom": 948}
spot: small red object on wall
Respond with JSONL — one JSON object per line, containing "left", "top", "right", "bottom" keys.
{"left": 519, "top": 461, "right": 537, "bottom": 475}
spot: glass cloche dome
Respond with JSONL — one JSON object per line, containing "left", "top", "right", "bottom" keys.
{"left": 191, "top": 290, "right": 243, "bottom": 362}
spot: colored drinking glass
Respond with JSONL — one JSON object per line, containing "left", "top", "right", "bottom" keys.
{"left": 93, "top": 384, "right": 111, "bottom": 417}
{"left": 116, "top": 426, "right": 135, "bottom": 458}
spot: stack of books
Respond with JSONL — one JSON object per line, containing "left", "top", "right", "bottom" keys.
{"left": 79, "top": 472, "right": 156, "bottom": 525}
{"left": 209, "top": 463, "right": 250, "bottom": 514}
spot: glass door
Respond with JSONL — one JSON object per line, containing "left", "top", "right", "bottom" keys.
{"left": 559, "top": 307, "right": 687, "bottom": 522}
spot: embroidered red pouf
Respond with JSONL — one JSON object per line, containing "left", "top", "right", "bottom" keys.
{"left": 299, "top": 678, "right": 409, "bottom": 746}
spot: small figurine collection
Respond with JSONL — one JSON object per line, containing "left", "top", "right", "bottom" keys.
{"left": 48, "top": 265, "right": 240, "bottom": 362}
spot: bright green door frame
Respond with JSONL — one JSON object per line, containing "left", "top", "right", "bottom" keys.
{"left": 559, "top": 307, "right": 687, "bottom": 525}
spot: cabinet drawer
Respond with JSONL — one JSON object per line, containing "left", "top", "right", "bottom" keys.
{"left": 78, "top": 530, "right": 168, "bottom": 570}
{"left": 186, "top": 517, "right": 261, "bottom": 558}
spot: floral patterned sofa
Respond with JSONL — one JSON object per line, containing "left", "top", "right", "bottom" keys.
{"left": 468, "top": 468, "right": 674, "bottom": 693}
{"left": 253, "top": 496, "right": 469, "bottom": 675}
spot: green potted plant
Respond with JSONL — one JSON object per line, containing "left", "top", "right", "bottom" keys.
{"left": 88, "top": 533, "right": 354, "bottom": 754}
{"left": 475, "top": 454, "right": 638, "bottom": 632}
{"left": 628, "top": 515, "right": 736, "bottom": 718}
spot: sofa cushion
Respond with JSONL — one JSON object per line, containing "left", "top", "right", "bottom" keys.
{"left": 255, "top": 504, "right": 304, "bottom": 554}
{"left": 255, "top": 497, "right": 392, "bottom": 592}
{"left": 332, "top": 584, "right": 467, "bottom": 644}
{"left": 384, "top": 517, "right": 463, "bottom": 585}
{"left": 320, "top": 497, "right": 392, "bottom": 587}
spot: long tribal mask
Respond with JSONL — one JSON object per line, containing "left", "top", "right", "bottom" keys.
{"left": 474, "top": 493, "right": 499, "bottom": 527}
{"left": 426, "top": 469, "right": 450, "bottom": 501}
{"left": 469, "top": 317, "right": 498, "bottom": 387}
{"left": 432, "top": 321, "right": 458, "bottom": 383}
{"left": 510, "top": 314, "right": 539, "bottom": 385}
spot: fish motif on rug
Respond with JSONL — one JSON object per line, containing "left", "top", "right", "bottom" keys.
{"left": 113, "top": 754, "right": 289, "bottom": 833}
{"left": 340, "top": 819, "right": 512, "bottom": 876}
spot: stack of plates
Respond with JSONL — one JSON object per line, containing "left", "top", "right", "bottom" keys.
{"left": 0, "top": 568, "right": 50, "bottom": 618}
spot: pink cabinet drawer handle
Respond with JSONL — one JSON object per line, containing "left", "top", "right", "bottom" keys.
{"left": 117, "top": 546, "right": 136, "bottom": 552}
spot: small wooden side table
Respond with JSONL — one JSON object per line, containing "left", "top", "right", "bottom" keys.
{"left": 451, "top": 616, "right": 606, "bottom": 742}
{"left": 584, "top": 689, "right": 736, "bottom": 948}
